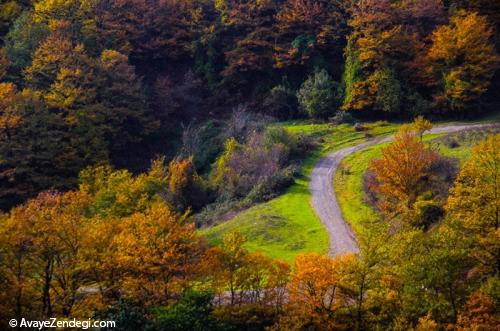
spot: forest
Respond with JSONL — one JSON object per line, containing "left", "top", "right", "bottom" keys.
{"left": 0, "top": 0, "right": 499, "bottom": 330}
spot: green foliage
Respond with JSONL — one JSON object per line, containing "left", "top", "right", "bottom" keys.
{"left": 4, "top": 12, "right": 49, "bottom": 77}
{"left": 342, "top": 36, "right": 363, "bottom": 110}
{"left": 297, "top": 69, "right": 341, "bottom": 119}
{"left": 79, "top": 159, "right": 167, "bottom": 217}
{"left": 374, "top": 67, "right": 401, "bottom": 113}
{"left": 0, "top": 0, "right": 27, "bottom": 40}
{"left": 211, "top": 137, "right": 240, "bottom": 192}
{"left": 149, "top": 291, "right": 218, "bottom": 331}
{"left": 331, "top": 110, "right": 355, "bottom": 124}
{"left": 97, "top": 300, "right": 149, "bottom": 331}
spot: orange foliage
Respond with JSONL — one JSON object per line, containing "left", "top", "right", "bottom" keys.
{"left": 455, "top": 292, "right": 500, "bottom": 331}
{"left": 277, "top": 253, "right": 354, "bottom": 331}
{"left": 111, "top": 202, "right": 206, "bottom": 306}
{"left": 427, "top": 11, "right": 499, "bottom": 110}
{"left": 369, "top": 128, "right": 438, "bottom": 213}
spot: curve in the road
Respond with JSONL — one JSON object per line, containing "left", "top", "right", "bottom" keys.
{"left": 310, "top": 123, "right": 492, "bottom": 257}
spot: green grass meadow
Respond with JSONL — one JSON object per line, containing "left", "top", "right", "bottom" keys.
{"left": 201, "top": 121, "right": 400, "bottom": 262}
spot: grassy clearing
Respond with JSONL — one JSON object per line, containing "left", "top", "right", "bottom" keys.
{"left": 201, "top": 121, "right": 400, "bottom": 262}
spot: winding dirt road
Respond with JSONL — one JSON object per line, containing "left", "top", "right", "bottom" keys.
{"left": 310, "top": 123, "right": 492, "bottom": 257}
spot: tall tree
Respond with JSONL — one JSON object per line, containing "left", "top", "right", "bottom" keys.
{"left": 446, "top": 133, "right": 500, "bottom": 275}
{"left": 274, "top": 0, "right": 347, "bottom": 71}
{"left": 95, "top": 0, "right": 206, "bottom": 63}
{"left": 427, "top": 11, "right": 499, "bottom": 111}
{"left": 0, "top": 84, "right": 82, "bottom": 211}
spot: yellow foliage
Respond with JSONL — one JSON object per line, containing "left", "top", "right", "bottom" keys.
{"left": 446, "top": 134, "right": 500, "bottom": 275}
{"left": 428, "top": 11, "right": 499, "bottom": 110}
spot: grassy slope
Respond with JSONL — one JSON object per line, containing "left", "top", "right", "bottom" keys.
{"left": 201, "top": 121, "right": 400, "bottom": 262}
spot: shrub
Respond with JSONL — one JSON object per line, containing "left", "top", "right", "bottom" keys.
{"left": 297, "top": 69, "right": 342, "bottom": 119}
{"left": 244, "top": 166, "right": 297, "bottom": 204}
{"left": 165, "top": 157, "right": 209, "bottom": 212}
{"left": 211, "top": 133, "right": 287, "bottom": 198}
{"left": 354, "top": 123, "right": 366, "bottom": 131}
{"left": 330, "top": 110, "right": 355, "bottom": 125}
{"left": 413, "top": 197, "right": 444, "bottom": 230}
{"left": 149, "top": 291, "right": 217, "bottom": 331}
{"left": 263, "top": 85, "right": 298, "bottom": 119}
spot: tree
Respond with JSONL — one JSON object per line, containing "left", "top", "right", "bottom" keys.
{"left": 274, "top": 0, "right": 347, "bottom": 69}
{"left": 43, "top": 46, "right": 158, "bottom": 163}
{"left": 297, "top": 69, "right": 341, "bottom": 118}
{"left": 455, "top": 292, "right": 500, "bottom": 330}
{"left": 446, "top": 134, "right": 500, "bottom": 275}
{"left": 342, "top": 0, "right": 444, "bottom": 113}
{"left": 263, "top": 85, "right": 298, "bottom": 119}
{"left": 0, "top": 84, "right": 84, "bottom": 211}
{"left": 209, "top": 232, "right": 248, "bottom": 306}
{"left": 275, "top": 253, "right": 351, "bottom": 331}
{"left": 215, "top": 0, "right": 278, "bottom": 92}
{"left": 4, "top": 11, "right": 49, "bottom": 76}
{"left": 165, "top": 157, "right": 207, "bottom": 212}
{"left": 78, "top": 158, "right": 168, "bottom": 218}
{"left": 0, "top": 0, "right": 31, "bottom": 41}
{"left": 111, "top": 202, "right": 206, "bottom": 306}
{"left": 450, "top": 1, "right": 500, "bottom": 48}
{"left": 412, "top": 116, "right": 433, "bottom": 141}
{"left": 388, "top": 227, "right": 472, "bottom": 323}
{"left": 24, "top": 21, "right": 80, "bottom": 91}
{"left": 0, "top": 190, "right": 92, "bottom": 319}
{"left": 206, "top": 232, "right": 289, "bottom": 308}
{"left": 95, "top": 0, "right": 205, "bottom": 63}
{"left": 368, "top": 127, "right": 438, "bottom": 215}
{"left": 0, "top": 48, "right": 8, "bottom": 80}
{"left": 427, "top": 11, "right": 499, "bottom": 111}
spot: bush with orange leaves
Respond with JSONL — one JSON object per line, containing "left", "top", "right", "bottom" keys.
{"left": 368, "top": 127, "right": 439, "bottom": 216}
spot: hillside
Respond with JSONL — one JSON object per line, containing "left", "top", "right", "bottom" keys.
{"left": 1, "top": 0, "right": 500, "bottom": 330}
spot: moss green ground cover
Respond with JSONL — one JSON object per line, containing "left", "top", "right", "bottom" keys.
{"left": 201, "top": 121, "right": 400, "bottom": 262}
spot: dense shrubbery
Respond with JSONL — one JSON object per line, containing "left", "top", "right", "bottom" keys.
{"left": 196, "top": 123, "right": 312, "bottom": 225}
{"left": 297, "top": 69, "right": 342, "bottom": 119}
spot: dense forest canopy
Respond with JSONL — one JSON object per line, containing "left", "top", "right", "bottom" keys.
{"left": 1, "top": 0, "right": 499, "bottom": 210}
{"left": 1, "top": 0, "right": 500, "bottom": 330}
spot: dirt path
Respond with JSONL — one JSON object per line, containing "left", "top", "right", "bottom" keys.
{"left": 310, "top": 123, "right": 491, "bottom": 257}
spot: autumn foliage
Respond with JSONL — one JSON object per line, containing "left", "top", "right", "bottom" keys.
{"left": 369, "top": 127, "right": 438, "bottom": 214}
{"left": 1, "top": 0, "right": 500, "bottom": 329}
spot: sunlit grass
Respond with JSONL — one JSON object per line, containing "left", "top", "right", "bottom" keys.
{"left": 201, "top": 121, "right": 400, "bottom": 262}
